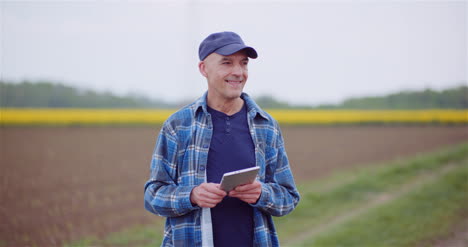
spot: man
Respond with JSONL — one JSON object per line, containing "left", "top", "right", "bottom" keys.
{"left": 144, "top": 31, "right": 300, "bottom": 247}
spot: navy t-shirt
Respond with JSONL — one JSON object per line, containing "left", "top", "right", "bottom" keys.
{"left": 207, "top": 102, "right": 255, "bottom": 247}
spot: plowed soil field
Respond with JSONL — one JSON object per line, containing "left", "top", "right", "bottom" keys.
{"left": 1, "top": 126, "right": 466, "bottom": 247}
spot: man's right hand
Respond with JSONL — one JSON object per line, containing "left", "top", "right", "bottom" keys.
{"left": 190, "top": 183, "right": 227, "bottom": 208}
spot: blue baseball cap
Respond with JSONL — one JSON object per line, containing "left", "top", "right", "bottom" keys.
{"left": 198, "top": 31, "right": 258, "bottom": 61}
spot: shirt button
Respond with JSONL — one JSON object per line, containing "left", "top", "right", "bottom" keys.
{"left": 200, "top": 165, "right": 205, "bottom": 171}
{"left": 203, "top": 144, "right": 209, "bottom": 149}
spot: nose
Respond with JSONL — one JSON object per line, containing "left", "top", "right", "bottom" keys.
{"left": 231, "top": 64, "right": 244, "bottom": 77}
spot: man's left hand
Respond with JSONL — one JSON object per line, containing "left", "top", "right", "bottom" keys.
{"left": 228, "top": 180, "right": 262, "bottom": 204}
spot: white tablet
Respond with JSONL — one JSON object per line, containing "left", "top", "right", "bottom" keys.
{"left": 220, "top": 166, "right": 260, "bottom": 192}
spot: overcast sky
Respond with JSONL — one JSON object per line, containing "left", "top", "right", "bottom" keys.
{"left": 1, "top": 0, "right": 466, "bottom": 105}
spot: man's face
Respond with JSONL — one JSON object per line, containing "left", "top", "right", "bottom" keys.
{"left": 199, "top": 50, "right": 249, "bottom": 102}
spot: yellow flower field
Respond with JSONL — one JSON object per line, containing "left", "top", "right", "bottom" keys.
{"left": 0, "top": 108, "right": 174, "bottom": 125}
{"left": 1, "top": 108, "right": 467, "bottom": 125}
{"left": 268, "top": 109, "right": 468, "bottom": 124}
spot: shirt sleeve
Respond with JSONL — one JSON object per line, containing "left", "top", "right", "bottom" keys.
{"left": 144, "top": 124, "right": 199, "bottom": 217}
{"left": 251, "top": 128, "right": 301, "bottom": 217}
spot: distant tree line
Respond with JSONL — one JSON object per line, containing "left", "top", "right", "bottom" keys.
{"left": 1, "top": 80, "right": 466, "bottom": 109}
{"left": 317, "top": 84, "right": 467, "bottom": 109}
{"left": 0, "top": 81, "right": 173, "bottom": 108}
{"left": 254, "top": 84, "right": 467, "bottom": 109}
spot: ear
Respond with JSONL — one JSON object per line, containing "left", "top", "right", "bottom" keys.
{"left": 198, "top": 61, "right": 208, "bottom": 78}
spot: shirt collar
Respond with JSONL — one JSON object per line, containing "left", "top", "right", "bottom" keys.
{"left": 193, "top": 91, "right": 269, "bottom": 121}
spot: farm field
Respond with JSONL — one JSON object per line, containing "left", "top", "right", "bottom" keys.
{"left": 0, "top": 126, "right": 467, "bottom": 246}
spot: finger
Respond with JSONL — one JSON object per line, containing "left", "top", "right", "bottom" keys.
{"left": 196, "top": 185, "right": 225, "bottom": 199}
{"left": 235, "top": 181, "right": 261, "bottom": 192}
{"left": 199, "top": 190, "right": 226, "bottom": 201}
{"left": 230, "top": 186, "right": 261, "bottom": 198}
{"left": 233, "top": 184, "right": 252, "bottom": 192}
{"left": 200, "top": 197, "right": 224, "bottom": 205}
{"left": 195, "top": 191, "right": 224, "bottom": 206}
{"left": 205, "top": 183, "right": 227, "bottom": 197}
{"left": 233, "top": 184, "right": 247, "bottom": 192}
{"left": 194, "top": 185, "right": 225, "bottom": 201}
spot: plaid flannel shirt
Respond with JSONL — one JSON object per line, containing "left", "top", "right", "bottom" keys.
{"left": 144, "top": 92, "right": 300, "bottom": 247}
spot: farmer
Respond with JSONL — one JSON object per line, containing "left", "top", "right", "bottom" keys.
{"left": 144, "top": 31, "right": 300, "bottom": 247}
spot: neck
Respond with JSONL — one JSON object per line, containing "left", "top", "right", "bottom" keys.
{"left": 207, "top": 95, "right": 244, "bottom": 116}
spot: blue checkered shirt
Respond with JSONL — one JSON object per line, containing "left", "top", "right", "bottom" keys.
{"left": 144, "top": 92, "right": 300, "bottom": 247}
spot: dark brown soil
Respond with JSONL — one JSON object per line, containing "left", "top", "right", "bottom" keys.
{"left": 0, "top": 126, "right": 466, "bottom": 247}
{"left": 283, "top": 126, "right": 468, "bottom": 181}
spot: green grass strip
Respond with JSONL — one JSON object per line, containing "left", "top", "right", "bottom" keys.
{"left": 275, "top": 143, "right": 468, "bottom": 242}
{"left": 302, "top": 162, "right": 468, "bottom": 247}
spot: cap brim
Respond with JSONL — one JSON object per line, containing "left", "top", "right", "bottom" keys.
{"left": 214, "top": 43, "right": 258, "bottom": 59}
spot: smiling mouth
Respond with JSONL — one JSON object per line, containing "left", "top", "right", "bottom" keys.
{"left": 225, "top": 80, "right": 243, "bottom": 84}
